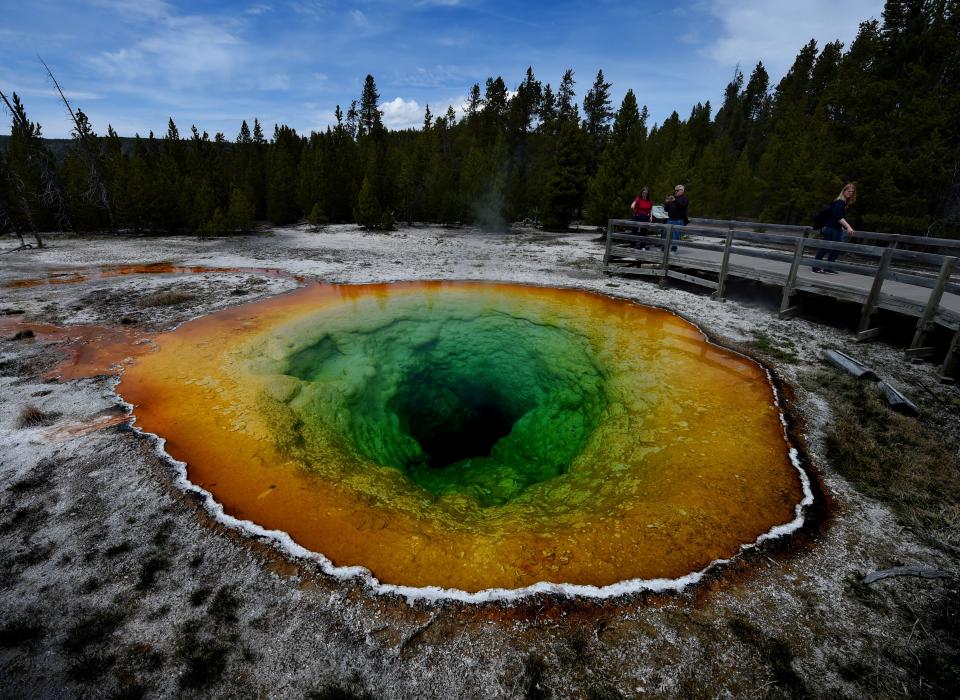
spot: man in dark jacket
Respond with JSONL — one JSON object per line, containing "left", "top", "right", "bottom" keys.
{"left": 663, "top": 184, "right": 689, "bottom": 251}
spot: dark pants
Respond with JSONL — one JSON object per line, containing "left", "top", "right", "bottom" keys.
{"left": 815, "top": 227, "right": 845, "bottom": 263}
{"left": 630, "top": 215, "right": 651, "bottom": 247}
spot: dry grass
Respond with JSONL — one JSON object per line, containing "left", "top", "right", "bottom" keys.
{"left": 136, "top": 290, "right": 195, "bottom": 308}
{"left": 805, "top": 368, "right": 960, "bottom": 551}
{"left": 16, "top": 404, "right": 60, "bottom": 429}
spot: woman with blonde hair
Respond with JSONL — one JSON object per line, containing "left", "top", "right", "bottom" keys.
{"left": 813, "top": 182, "right": 857, "bottom": 274}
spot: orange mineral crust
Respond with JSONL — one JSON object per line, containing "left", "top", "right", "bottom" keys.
{"left": 118, "top": 281, "right": 806, "bottom": 592}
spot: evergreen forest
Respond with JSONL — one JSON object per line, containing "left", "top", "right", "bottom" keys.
{"left": 2, "top": 1, "right": 958, "bottom": 242}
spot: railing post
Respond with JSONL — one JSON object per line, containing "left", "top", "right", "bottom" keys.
{"left": 779, "top": 237, "right": 805, "bottom": 317}
{"left": 908, "top": 256, "right": 957, "bottom": 355}
{"left": 659, "top": 224, "right": 673, "bottom": 287}
{"left": 713, "top": 225, "right": 734, "bottom": 301}
{"left": 856, "top": 246, "right": 895, "bottom": 341}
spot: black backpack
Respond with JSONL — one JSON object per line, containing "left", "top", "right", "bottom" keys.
{"left": 813, "top": 203, "right": 833, "bottom": 230}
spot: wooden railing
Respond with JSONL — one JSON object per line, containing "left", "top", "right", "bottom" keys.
{"left": 604, "top": 218, "right": 960, "bottom": 380}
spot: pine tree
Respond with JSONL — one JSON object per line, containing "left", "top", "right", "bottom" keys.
{"left": 355, "top": 174, "right": 382, "bottom": 228}
{"left": 557, "top": 69, "right": 577, "bottom": 122}
{"left": 227, "top": 188, "right": 255, "bottom": 232}
{"left": 266, "top": 125, "right": 301, "bottom": 224}
{"left": 724, "top": 146, "right": 759, "bottom": 218}
{"left": 539, "top": 84, "right": 557, "bottom": 129}
{"left": 466, "top": 84, "right": 482, "bottom": 120}
{"left": 583, "top": 70, "right": 613, "bottom": 141}
{"left": 585, "top": 90, "right": 645, "bottom": 227}
{"left": 359, "top": 74, "right": 383, "bottom": 136}
{"left": 307, "top": 201, "right": 327, "bottom": 228}
{"left": 582, "top": 69, "right": 614, "bottom": 180}
{"left": 541, "top": 120, "right": 587, "bottom": 230}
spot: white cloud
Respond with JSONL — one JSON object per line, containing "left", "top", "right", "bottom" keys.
{"left": 702, "top": 0, "right": 885, "bottom": 77}
{"left": 17, "top": 87, "right": 103, "bottom": 101}
{"left": 350, "top": 9, "right": 370, "bottom": 28}
{"left": 380, "top": 97, "right": 424, "bottom": 129}
{"left": 397, "top": 64, "right": 472, "bottom": 88}
{"left": 437, "top": 95, "right": 470, "bottom": 121}
{"left": 86, "top": 6, "right": 280, "bottom": 92}
{"left": 88, "top": 0, "right": 174, "bottom": 21}
{"left": 245, "top": 3, "right": 273, "bottom": 15}
{"left": 288, "top": 1, "right": 326, "bottom": 20}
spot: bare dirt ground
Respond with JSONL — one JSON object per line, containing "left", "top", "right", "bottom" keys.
{"left": 1, "top": 224, "right": 957, "bottom": 699}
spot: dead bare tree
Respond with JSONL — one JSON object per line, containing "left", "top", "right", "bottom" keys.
{"left": 40, "top": 57, "right": 114, "bottom": 229}
{"left": 0, "top": 91, "right": 45, "bottom": 250}
{"left": 0, "top": 88, "right": 79, "bottom": 246}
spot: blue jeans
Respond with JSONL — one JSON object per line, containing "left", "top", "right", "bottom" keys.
{"left": 815, "top": 227, "right": 845, "bottom": 263}
{"left": 664, "top": 219, "right": 685, "bottom": 241}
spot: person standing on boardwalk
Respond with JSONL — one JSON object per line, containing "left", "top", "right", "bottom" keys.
{"left": 813, "top": 183, "right": 857, "bottom": 274}
{"left": 631, "top": 186, "right": 653, "bottom": 223}
{"left": 664, "top": 184, "right": 689, "bottom": 251}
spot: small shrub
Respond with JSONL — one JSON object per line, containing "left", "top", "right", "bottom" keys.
{"left": 67, "top": 652, "right": 117, "bottom": 683}
{"left": 189, "top": 586, "right": 212, "bottom": 607}
{"left": 136, "top": 556, "right": 169, "bottom": 590}
{"left": 308, "top": 202, "right": 328, "bottom": 228}
{"left": 16, "top": 405, "right": 60, "bottom": 428}
{"left": 208, "top": 587, "right": 241, "bottom": 623}
{"left": 748, "top": 332, "right": 799, "bottom": 364}
{"left": 0, "top": 618, "right": 45, "bottom": 648}
{"left": 176, "top": 620, "right": 230, "bottom": 689}
{"left": 136, "top": 291, "right": 195, "bottom": 308}
{"left": 104, "top": 541, "right": 133, "bottom": 558}
{"left": 62, "top": 608, "right": 126, "bottom": 654}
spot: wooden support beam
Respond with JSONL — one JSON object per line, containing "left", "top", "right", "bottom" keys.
{"left": 908, "top": 256, "right": 957, "bottom": 353}
{"left": 857, "top": 246, "right": 894, "bottom": 339}
{"left": 779, "top": 238, "right": 805, "bottom": 317}
{"left": 667, "top": 270, "right": 719, "bottom": 290}
{"left": 659, "top": 224, "right": 673, "bottom": 288}
{"left": 603, "top": 220, "right": 615, "bottom": 268}
{"left": 712, "top": 227, "right": 734, "bottom": 301}
{"left": 938, "top": 329, "right": 960, "bottom": 383}
{"left": 905, "top": 346, "right": 937, "bottom": 358}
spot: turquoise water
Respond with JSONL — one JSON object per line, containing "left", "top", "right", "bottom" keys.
{"left": 272, "top": 302, "right": 609, "bottom": 506}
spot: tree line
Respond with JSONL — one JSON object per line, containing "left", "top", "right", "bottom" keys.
{"left": 1, "top": 0, "right": 958, "bottom": 246}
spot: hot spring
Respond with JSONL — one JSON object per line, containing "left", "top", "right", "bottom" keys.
{"left": 118, "top": 281, "right": 809, "bottom": 594}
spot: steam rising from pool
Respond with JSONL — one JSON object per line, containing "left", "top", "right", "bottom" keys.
{"left": 119, "top": 281, "right": 810, "bottom": 595}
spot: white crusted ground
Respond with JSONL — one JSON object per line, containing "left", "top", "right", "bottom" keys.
{"left": 0, "top": 224, "right": 956, "bottom": 699}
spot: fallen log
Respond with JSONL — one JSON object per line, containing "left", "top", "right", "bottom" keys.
{"left": 823, "top": 349, "right": 879, "bottom": 381}
{"left": 863, "top": 566, "right": 954, "bottom": 584}
{"left": 876, "top": 381, "right": 919, "bottom": 416}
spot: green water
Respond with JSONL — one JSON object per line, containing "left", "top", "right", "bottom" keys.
{"left": 258, "top": 299, "right": 609, "bottom": 506}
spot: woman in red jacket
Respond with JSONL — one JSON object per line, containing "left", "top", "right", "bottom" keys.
{"left": 631, "top": 185, "right": 653, "bottom": 222}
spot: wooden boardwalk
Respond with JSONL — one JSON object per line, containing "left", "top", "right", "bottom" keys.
{"left": 604, "top": 218, "right": 960, "bottom": 380}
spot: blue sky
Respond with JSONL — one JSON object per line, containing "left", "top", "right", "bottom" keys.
{"left": 1, "top": 0, "right": 884, "bottom": 140}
